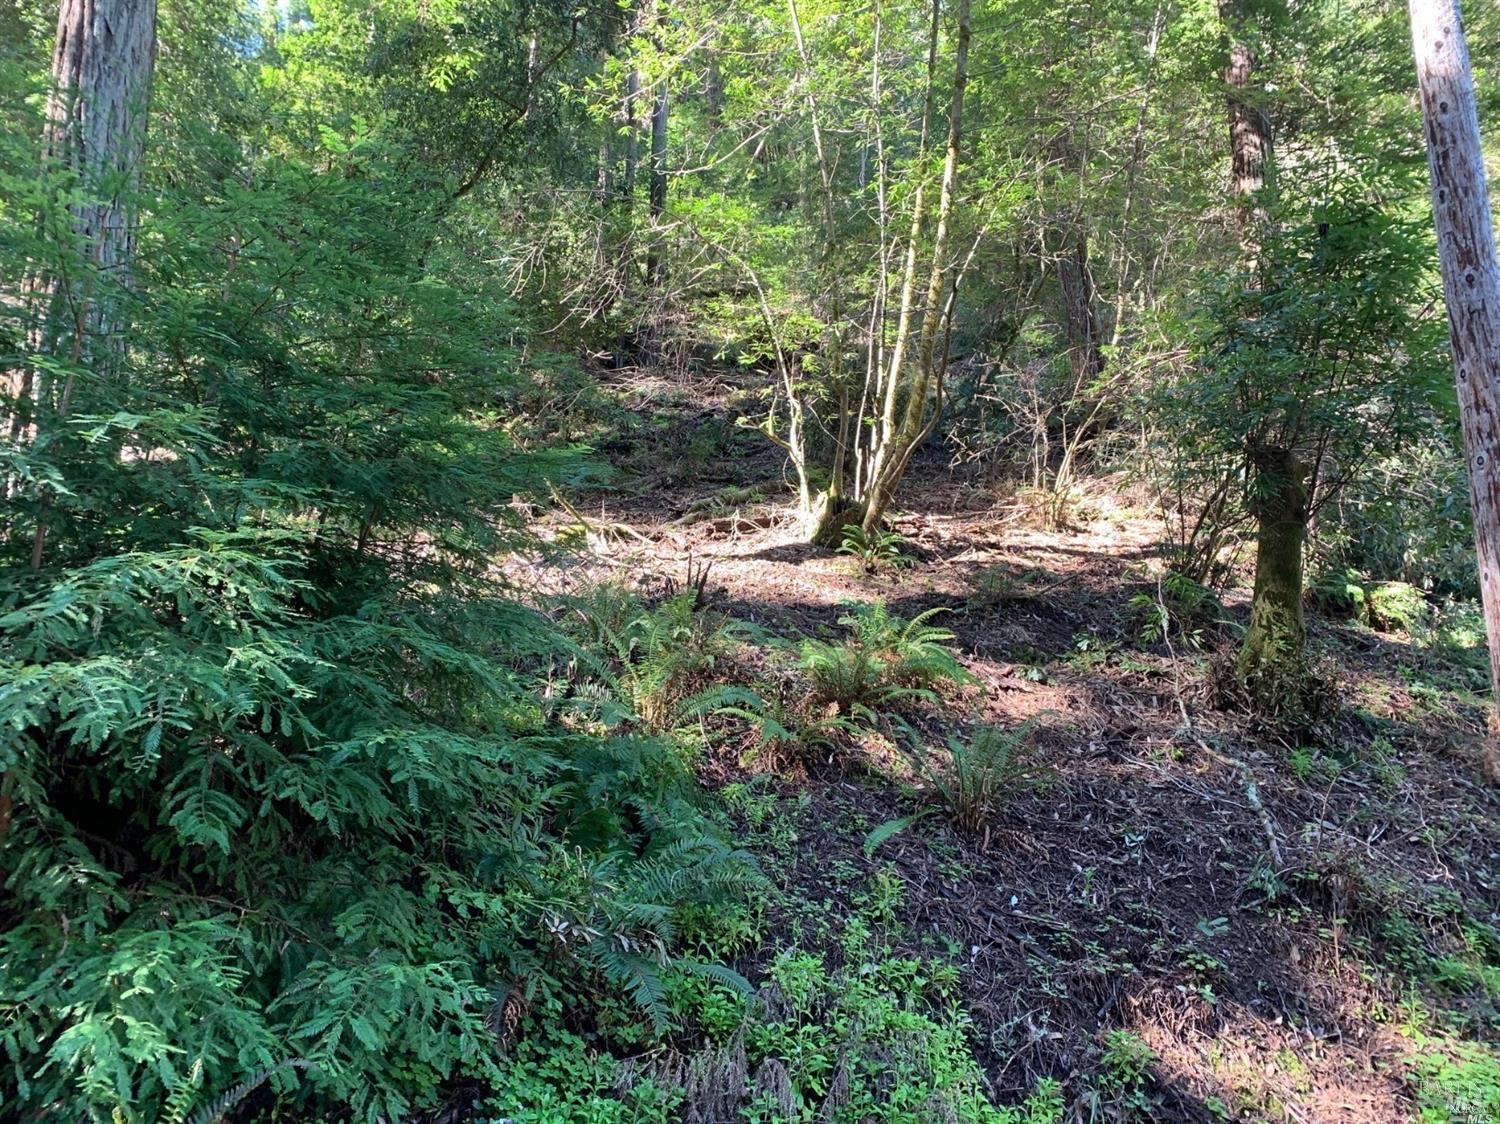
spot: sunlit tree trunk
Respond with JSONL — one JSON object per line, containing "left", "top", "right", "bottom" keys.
{"left": 40, "top": 0, "right": 157, "bottom": 358}
{"left": 857, "top": 0, "right": 970, "bottom": 536}
{"left": 1236, "top": 444, "right": 1310, "bottom": 697}
{"left": 1221, "top": 0, "right": 1271, "bottom": 253}
{"left": 21, "top": 0, "right": 158, "bottom": 570}
{"left": 1409, "top": 0, "right": 1500, "bottom": 710}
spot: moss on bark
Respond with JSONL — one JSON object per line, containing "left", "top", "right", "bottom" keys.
{"left": 1237, "top": 445, "right": 1316, "bottom": 715}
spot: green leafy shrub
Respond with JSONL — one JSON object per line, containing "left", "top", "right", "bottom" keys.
{"left": 483, "top": 1033, "right": 680, "bottom": 1123}
{"left": 1129, "top": 571, "right": 1225, "bottom": 647}
{"left": 613, "top": 940, "right": 1063, "bottom": 1123}
{"left": 1094, "top": 1029, "right": 1159, "bottom": 1117}
{"left": 0, "top": 33, "right": 750, "bottom": 1124}
{"left": 1368, "top": 581, "right": 1432, "bottom": 634}
{"left": 568, "top": 590, "right": 750, "bottom": 734}
{"left": 1406, "top": 1039, "right": 1500, "bottom": 1124}
{"left": 1309, "top": 566, "right": 1370, "bottom": 620}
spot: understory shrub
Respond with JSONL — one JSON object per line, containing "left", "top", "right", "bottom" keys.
{"left": 0, "top": 37, "right": 752, "bottom": 1122}
{"left": 1129, "top": 570, "right": 1226, "bottom": 648}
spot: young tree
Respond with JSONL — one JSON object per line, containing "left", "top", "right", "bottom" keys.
{"left": 1214, "top": 0, "right": 1319, "bottom": 703}
{"left": 1151, "top": 0, "right": 1446, "bottom": 716}
{"left": 1408, "top": 0, "right": 1500, "bottom": 708}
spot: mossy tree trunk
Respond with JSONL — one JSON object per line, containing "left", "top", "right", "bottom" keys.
{"left": 1217, "top": 0, "right": 1316, "bottom": 710}
{"left": 1237, "top": 445, "right": 1311, "bottom": 700}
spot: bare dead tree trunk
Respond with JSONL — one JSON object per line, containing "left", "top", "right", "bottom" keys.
{"left": 1409, "top": 0, "right": 1500, "bottom": 710}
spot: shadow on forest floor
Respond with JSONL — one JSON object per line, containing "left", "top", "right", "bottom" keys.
{"left": 507, "top": 431, "right": 1500, "bottom": 1123}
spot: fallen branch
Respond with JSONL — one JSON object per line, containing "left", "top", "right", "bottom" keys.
{"left": 547, "top": 483, "right": 654, "bottom": 548}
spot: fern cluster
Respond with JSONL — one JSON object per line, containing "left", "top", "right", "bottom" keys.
{"left": 836, "top": 524, "right": 912, "bottom": 573}
{"left": 1128, "top": 571, "right": 1226, "bottom": 648}
{"left": 925, "top": 721, "right": 1047, "bottom": 837}
{"left": 798, "top": 602, "right": 975, "bottom": 718}
{"left": 566, "top": 591, "right": 752, "bottom": 735}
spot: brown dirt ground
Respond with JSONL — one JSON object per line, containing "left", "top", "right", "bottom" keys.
{"left": 505, "top": 378, "right": 1500, "bottom": 1124}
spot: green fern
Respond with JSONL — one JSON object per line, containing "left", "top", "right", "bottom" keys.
{"left": 911, "top": 719, "right": 1047, "bottom": 836}
{"left": 837, "top": 524, "right": 912, "bottom": 572}
{"left": 798, "top": 602, "right": 975, "bottom": 718}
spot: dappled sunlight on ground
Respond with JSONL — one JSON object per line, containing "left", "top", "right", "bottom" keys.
{"left": 503, "top": 427, "right": 1500, "bottom": 1120}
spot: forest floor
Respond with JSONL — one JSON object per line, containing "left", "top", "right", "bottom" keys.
{"left": 510, "top": 372, "right": 1500, "bottom": 1124}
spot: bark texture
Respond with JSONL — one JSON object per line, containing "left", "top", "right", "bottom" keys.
{"left": 18, "top": 0, "right": 157, "bottom": 570}
{"left": 1237, "top": 446, "right": 1311, "bottom": 697}
{"left": 1219, "top": 0, "right": 1313, "bottom": 710}
{"left": 1219, "top": 0, "right": 1271, "bottom": 246}
{"left": 646, "top": 85, "right": 669, "bottom": 288}
{"left": 1058, "top": 228, "right": 1103, "bottom": 381}
{"left": 39, "top": 0, "right": 158, "bottom": 362}
{"left": 1409, "top": 0, "right": 1500, "bottom": 707}
{"left": 859, "top": 0, "right": 970, "bottom": 535}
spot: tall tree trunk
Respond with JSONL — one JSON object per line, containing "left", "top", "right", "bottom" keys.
{"left": 1220, "top": 0, "right": 1271, "bottom": 250}
{"left": 1409, "top": 0, "right": 1500, "bottom": 711}
{"left": 14, "top": 0, "right": 157, "bottom": 409}
{"left": 4, "top": 0, "right": 156, "bottom": 834}
{"left": 858, "top": 0, "right": 970, "bottom": 537}
{"left": 21, "top": 0, "right": 158, "bottom": 570}
{"left": 41, "top": 0, "right": 158, "bottom": 361}
{"left": 622, "top": 67, "right": 641, "bottom": 201}
{"left": 1058, "top": 226, "right": 1103, "bottom": 382}
{"left": 646, "top": 84, "right": 668, "bottom": 288}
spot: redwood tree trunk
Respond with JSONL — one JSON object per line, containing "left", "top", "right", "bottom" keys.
{"left": 21, "top": 0, "right": 157, "bottom": 570}
{"left": 1409, "top": 0, "right": 1500, "bottom": 709}
{"left": 645, "top": 85, "right": 668, "bottom": 288}
{"left": 1220, "top": 0, "right": 1272, "bottom": 245}
{"left": 12, "top": 0, "right": 156, "bottom": 428}
{"left": 5, "top": 0, "right": 157, "bottom": 837}
{"left": 39, "top": 0, "right": 159, "bottom": 364}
